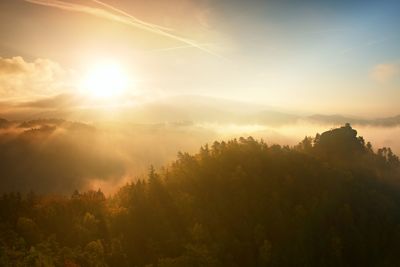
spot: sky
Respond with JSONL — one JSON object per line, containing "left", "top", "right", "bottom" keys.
{"left": 0, "top": 0, "right": 400, "bottom": 117}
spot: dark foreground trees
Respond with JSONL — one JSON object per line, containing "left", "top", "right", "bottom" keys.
{"left": 1, "top": 124, "right": 400, "bottom": 266}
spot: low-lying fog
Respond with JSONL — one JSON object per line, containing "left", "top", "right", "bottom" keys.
{"left": 1, "top": 116, "right": 399, "bottom": 195}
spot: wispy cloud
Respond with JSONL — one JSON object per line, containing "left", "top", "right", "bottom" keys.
{"left": 24, "top": 0, "right": 220, "bottom": 57}
{"left": 370, "top": 63, "right": 399, "bottom": 83}
{"left": 340, "top": 37, "right": 390, "bottom": 55}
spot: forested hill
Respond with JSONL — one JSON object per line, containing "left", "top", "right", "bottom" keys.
{"left": 1, "top": 124, "right": 400, "bottom": 266}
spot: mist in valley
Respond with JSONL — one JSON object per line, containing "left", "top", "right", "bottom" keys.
{"left": 1, "top": 108, "right": 399, "bottom": 194}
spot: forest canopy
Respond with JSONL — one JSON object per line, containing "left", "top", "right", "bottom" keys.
{"left": 1, "top": 124, "right": 400, "bottom": 266}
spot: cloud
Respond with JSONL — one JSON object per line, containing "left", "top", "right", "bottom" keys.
{"left": 0, "top": 57, "right": 30, "bottom": 74}
{"left": 0, "top": 57, "right": 68, "bottom": 99}
{"left": 18, "top": 93, "right": 82, "bottom": 109}
{"left": 370, "top": 63, "right": 399, "bottom": 83}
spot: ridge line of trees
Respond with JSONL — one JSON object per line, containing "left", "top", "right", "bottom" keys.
{"left": 1, "top": 124, "right": 400, "bottom": 266}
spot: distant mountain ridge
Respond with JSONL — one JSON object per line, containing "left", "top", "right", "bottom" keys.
{"left": 308, "top": 114, "right": 400, "bottom": 127}
{"left": 1, "top": 113, "right": 400, "bottom": 128}
{"left": 0, "top": 94, "right": 399, "bottom": 127}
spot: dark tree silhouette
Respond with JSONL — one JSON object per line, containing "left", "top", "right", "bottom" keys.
{"left": 0, "top": 125, "right": 400, "bottom": 266}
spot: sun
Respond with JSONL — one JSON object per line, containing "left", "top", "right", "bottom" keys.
{"left": 81, "top": 61, "right": 129, "bottom": 98}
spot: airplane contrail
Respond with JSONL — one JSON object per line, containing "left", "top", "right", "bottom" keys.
{"left": 24, "top": 0, "right": 220, "bottom": 57}
{"left": 89, "top": 0, "right": 221, "bottom": 57}
{"left": 91, "top": 0, "right": 174, "bottom": 32}
{"left": 149, "top": 43, "right": 217, "bottom": 52}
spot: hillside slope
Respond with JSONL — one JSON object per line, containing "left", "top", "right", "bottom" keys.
{"left": 1, "top": 124, "right": 400, "bottom": 266}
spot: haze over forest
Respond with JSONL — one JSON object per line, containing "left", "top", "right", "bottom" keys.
{"left": 1, "top": 103, "right": 400, "bottom": 194}
{"left": 0, "top": 0, "right": 399, "bottom": 195}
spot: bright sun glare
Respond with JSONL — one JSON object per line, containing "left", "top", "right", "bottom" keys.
{"left": 81, "top": 61, "right": 129, "bottom": 98}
